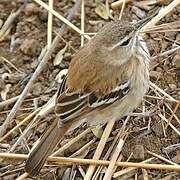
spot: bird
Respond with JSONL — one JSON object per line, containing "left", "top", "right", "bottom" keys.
{"left": 25, "top": 19, "right": 150, "bottom": 177}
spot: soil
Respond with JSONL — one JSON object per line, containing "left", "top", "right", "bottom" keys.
{"left": 0, "top": 0, "right": 180, "bottom": 179}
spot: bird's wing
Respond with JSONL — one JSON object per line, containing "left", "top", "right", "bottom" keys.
{"left": 55, "top": 76, "right": 130, "bottom": 124}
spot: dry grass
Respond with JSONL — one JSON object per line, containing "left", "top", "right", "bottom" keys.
{"left": 0, "top": 0, "right": 180, "bottom": 179}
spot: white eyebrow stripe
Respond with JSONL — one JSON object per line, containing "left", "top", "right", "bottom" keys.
{"left": 108, "top": 33, "right": 133, "bottom": 51}
{"left": 108, "top": 39, "right": 125, "bottom": 51}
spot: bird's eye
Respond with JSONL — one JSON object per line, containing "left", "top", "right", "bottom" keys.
{"left": 121, "top": 38, "right": 130, "bottom": 46}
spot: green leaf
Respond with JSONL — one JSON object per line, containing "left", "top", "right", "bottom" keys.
{"left": 95, "top": 0, "right": 109, "bottom": 20}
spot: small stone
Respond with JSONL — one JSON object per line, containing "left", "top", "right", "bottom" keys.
{"left": 150, "top": 71, "right": 161, "bottom": 80}
{"left": 172, "top": 54, "right": 180, "bottom": 68}
{"left": 133, "top": 145, "right": 144, "bottom": 160}
{"left": 156, "top": 67, "right": 162, "bottom": 72}
{"left": 24, "top": 3, "right": 39, "bottom": 16}
{"left": 36, "top": 122, "right": 47, "bottom": 133}
{"left": 32, "top": 83, "right": 42, "bottom": 96}
{"left": 20, "top": 39, "right": 38, "bottom": 55}
{"left": 176, "top": 33, "right": 180, "bottom": 42}
{"left": 38, "top": 9, "right": 48, "bottom": 22}
{"left": 169, "top": 84, "right": 177, "bottom": 90}
{"left": 31, "top": 59, "right": 39, "bottom": 69}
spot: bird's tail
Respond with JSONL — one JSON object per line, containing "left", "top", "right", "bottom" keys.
{"left": 25, "top": 118, "right": 72, "bottom": 177}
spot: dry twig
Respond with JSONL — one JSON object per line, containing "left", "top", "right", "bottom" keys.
{"left": 111, "top": 0, "right": 132, "bottom": 9}
{"left": 84, "top": 119, "right": 115, "bottom": 180}
{"left": 165, "top": 100, "right": 180, "bottom": 129}
{"left": 47, "top": 0, "right": 53, "bottom": 48}
{"left": 1, "top": 153, "right": 180, "bottom": 171}
{"left": 146, "top": 149, "right": 177, "bottom": 165}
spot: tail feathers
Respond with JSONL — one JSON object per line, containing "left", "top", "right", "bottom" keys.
{"left": 25, "top": 118, "right": 72, "bottom": 177}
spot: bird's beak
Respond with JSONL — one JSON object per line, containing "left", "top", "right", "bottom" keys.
{"left": 133, "top": 17, "right": 151, "bottom": 29}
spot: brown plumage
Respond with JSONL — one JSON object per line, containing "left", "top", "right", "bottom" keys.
{"left": 25, "top": 20, "right": 150, "bottom": 177}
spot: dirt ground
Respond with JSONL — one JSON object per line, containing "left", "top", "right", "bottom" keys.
{"left": 0, "top": 0, "right": 180, "bottom": 179}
